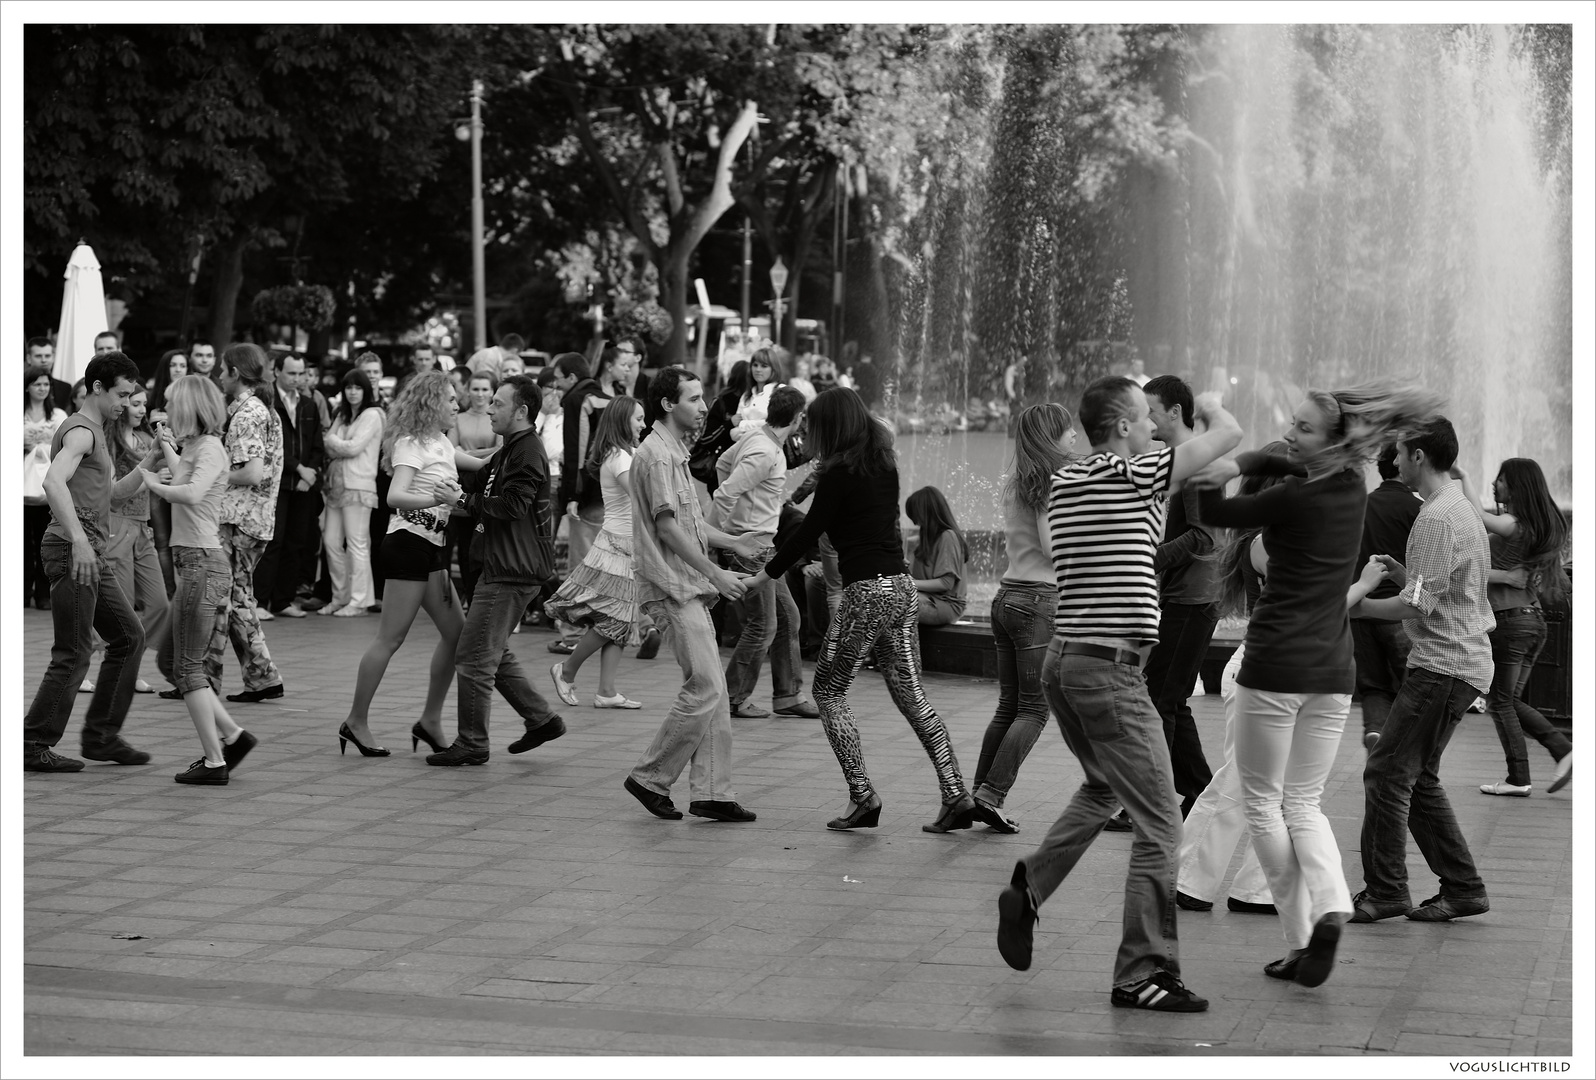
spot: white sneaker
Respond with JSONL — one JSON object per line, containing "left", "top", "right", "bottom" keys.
{"left": 275, "top": 603, "right": 307, "bottom": 618}
{"left": 255, "top": 607, "right": 275, "bottom": 621}
{"left": 78, "top": 679, "right": 96, "bottom": 693}
{"left": 133, "top": 679, "right": 154, "bottom": 693}
{"left": 1479, "top": 781, "right": 1531, "bottom": 797}
{"left": 594, "top": 693, "right": 641, "bottom": 710}
{"left": 332, "top": 602, "right": 366, "bottom": 617}
{"left": 1548, "top": 751, "right": 1572, "bottom": 794}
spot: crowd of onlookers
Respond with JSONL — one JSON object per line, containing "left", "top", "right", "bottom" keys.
{"left": 23, "top": 331, "right": 977, "bottom": 699}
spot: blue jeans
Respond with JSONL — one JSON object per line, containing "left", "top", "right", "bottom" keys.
{"left": 1359, "top": 666, "right": 1487, "bottom": 903}
{"left": 722, "top": 547, "right": 805, "bottom": 709}
{"left": 1486, "top": 609, "right": 1571, "bottom": 786}
{"left": 163, "top": 546, "right": 231, "bottom": 695}
{"left": 1143, "top": 600, "right": 1218, "bottom": 809}
{"left": 972, "top": 582, "right": 1055, "bottom": 807}
{"left": 1024, "top": 639, "right": 1182, "bottom": 989}
{"left": 24, "top": 535, "right": 146, "bottom": 754}
{"left": 453, "top": 579, "right": 563, "bottom": 753}
{"left": 629, "top": 597, "right": 735, "bottom": 802}
{"left": 1351, "top": 616, "right": 1411, "bottom": 735}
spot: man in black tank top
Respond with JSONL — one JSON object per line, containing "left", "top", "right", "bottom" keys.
{"left": 23, "top": 352, "right": 155, "bottom": 772}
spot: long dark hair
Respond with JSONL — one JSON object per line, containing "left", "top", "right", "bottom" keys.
{"left": 149, "top": 349, "right": 187, "bottom": 410}
{"left": 1209, "top": 440, "right": 1290, "bottom": 619}
{"left": 584, "top": 396, "right": 642, "bottom": 481}
{"left": 334, "top": 368, "right": 380, "bottom": 426}
{"left": 24, "top": 363, "right": 53, "bottom": 415}
{"left": 1495, "top": 457, "right": 1569, "bottom": 602}
{"left": 907, "top": 485, "right": 968, "bottom": 566}
{"left": 1005, "top": 402, "right": 1075, "bottom": 514}
{"left": 719, "top": 360, "right": 752, "bottom": 407}
{"left": 806, "top": 386, "right": 896, "bottom": 478}
{"left": 106, "top": 382, "right": 155, "bottom": 466}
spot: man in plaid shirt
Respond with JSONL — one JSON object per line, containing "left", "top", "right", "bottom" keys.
{"left": 1347, "top": 417, "right": 1495, "bottom": 924}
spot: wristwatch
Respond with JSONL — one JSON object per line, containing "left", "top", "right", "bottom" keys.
{"left": 455, "top": 492, "right": 468, "bottom": 510}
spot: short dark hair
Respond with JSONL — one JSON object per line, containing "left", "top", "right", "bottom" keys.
{"left": 413, "top": 342, "right": 435, "bottom": 355}
{"left": 26, "top": 336, "right": 51, "bottom": 353}
{"left": 1401, "top": 415, "right": 1459, "bottom": 473}
{"left": 653, "top": 365, "right": 700, "bottom": 414}
{"left": 94, "top": 329, "right": 120, "bottom": 346}
{"left": 1078, "top": 375, "right": 1142, "bottom": 446}
{"left": 766, "top": 385, "right": 807, "bottom": 428}
{"left": 499, "top": 333, "right": 526, "bottom": 354}
{"left": 551, "top": 352, "right": 589, "bottom": 382}
{"left": 1143, "top": 375, "right": 1194, "bottom": 430}
{"left": 535, "top": 368, "right": 560, "bottom": 389}
{"left": 189, "top": 338, "right": 213, "bottom": 352}
{"left": 502, "top": 373, "right": 539, "bottom": 419}
{"left": 1376, "top": 443, "right": 1401, "bottom": 480}
{"left": 83, "top": 352, "right": 140, "bottom": 394}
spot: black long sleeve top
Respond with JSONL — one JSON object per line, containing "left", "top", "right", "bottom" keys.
{"left": 764, "top": 464, "right": 907, "bottom": 585}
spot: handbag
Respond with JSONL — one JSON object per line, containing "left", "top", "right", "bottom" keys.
{"left": 688, "top": 416, "right": 734, "bottom": 487}
{"left": 23, "top": 442, "right": 51, "bottom": 505}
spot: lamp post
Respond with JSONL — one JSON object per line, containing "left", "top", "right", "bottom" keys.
{"left": 768, "top": 256, "right": 788, "bottom": 350}
{"left": 462, "top": 80, "right": 487, "bottom": 353}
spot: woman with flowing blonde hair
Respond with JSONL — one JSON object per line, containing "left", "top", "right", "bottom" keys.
{"left": 1188, "top": 379, "right": 1444, "bottom": 987}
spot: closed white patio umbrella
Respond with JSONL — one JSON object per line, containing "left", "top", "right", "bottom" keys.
{"left": 52, "top": 241, "right": 109, "bottom": 388}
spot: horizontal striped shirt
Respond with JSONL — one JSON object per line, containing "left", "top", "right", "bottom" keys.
{"left": 1398, "top": 479, "right": 1496, "bottom": 693}
{"left": 1047, "top": 447, "right": 1175, "bottom": 644}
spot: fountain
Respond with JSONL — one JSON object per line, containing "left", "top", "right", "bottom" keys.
{"left": 870, "top": 24, "right": 1572, "bottom": 617}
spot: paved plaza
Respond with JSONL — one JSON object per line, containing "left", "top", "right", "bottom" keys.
{"left": 15, "top": 606, "right": 1577, "bottom": 1060}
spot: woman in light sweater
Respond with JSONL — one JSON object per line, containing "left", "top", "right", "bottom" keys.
{"left": 320, "top": 369, "right": 385, "bottom": 617}
{"left": 967, "top": 404, "right": 1077, "bottom": 833}
{"left": 141, "top": 376, "right": 258, "bottom": 784}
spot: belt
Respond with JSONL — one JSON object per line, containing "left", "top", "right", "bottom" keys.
{"left": 1491, "top": 606, "right": 1539, "bottom": 619}
{"left": 1060, "top": 642, "right": 1146, "bottom": 669}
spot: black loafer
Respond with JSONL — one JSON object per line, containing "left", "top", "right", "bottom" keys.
{"left": 1227, "top": 897, "right": 1277, "bottom": 915}
{"left": 997, "top": 862, "right": 1037, "bottom": 971}
{"left": 1102, "top": 809, "right": 1133, "bottom": 832}
{"left": 1176, "top": 890, "right": 1214, "bottom": 912}
{"left": 508, "top": 716, "right": 566, "bottom": 754}
{"left": 225, "top": 685, "right": 283, "bottom": 704}
{"left": 81, "top": 742, "right": 152, "bottom": 766}
{"left": 1264, "top": 955, "right": 1299, "bottom": 981}
{"left": 1349, "top": 890, "right": 1411, "bottom": 923}
{"left": 635, "top": 627, "right": 662, "bottom": 660}
{"left": 1407, "top": 894, "right": 1489, "bottom": 921}
{"left": 689, "top": 800, "right": 756, "bottom": 822}
{"left": 625, "top": 777, "right": 683, "bottom": 820}
{"left": 158, "top": 687, "right": 185, "bottom": 700}
{"left": 1293, "top": 914, "right": 1343, "bottom": 987}
{"left": 425, "top": 745, "right": 489, "bottom": 767}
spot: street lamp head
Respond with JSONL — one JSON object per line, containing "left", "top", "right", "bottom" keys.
{"left": 456, "top": 124, "right": 471, "bottom": 142}
{"left": 768, "top": 256, "right": 788, "bottom": 295}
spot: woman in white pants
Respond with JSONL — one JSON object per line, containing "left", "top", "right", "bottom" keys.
{"left": 1190, "top": 384, "right": 1441, "bottom": 987}
{"left": 1179, "top": 446, "right": 1390, "bottom": 918}
{"left": 320, "top": 369, "right": 385, "bottom": 616}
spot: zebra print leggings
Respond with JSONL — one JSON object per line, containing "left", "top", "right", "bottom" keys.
{"left": 812, "top": 574, "right": 968, "bottom": 805}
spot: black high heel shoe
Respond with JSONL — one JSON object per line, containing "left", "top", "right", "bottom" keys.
{"left": 826, "top": 794, "right": 883, "bottom": 831}
{"left": 922, "top": 793, "right": 977, "bottom": 833}
{"left": 338, "top": 722, "right": 390, "bottom": 758}
{"left": 411, "top": 722, "right": 447, "bottom": 754}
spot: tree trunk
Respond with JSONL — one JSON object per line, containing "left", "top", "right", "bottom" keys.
{"left": 659, "top": 247, "right": 693, "bottom": 370}
{"left": 206, "top": 233, "right": 249, "bottom": 347}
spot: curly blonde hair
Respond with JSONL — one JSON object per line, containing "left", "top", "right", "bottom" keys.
{"left": 382, "top": 370, "right": 454, "bottom": 464}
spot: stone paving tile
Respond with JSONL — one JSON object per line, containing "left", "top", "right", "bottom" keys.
{"left": 19, "top": 608, "right": 1582, "bottom": 1060}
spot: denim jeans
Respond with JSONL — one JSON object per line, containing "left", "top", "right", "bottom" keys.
{"left": 1024, "top": 639, "right": 1182, "bottom": 989}
{"left": 972, "top": 582, "right": 1055, "bottom": 807}
{"left": 1486, "top": 609, "right": 1571, "bottom": 786}
{"left": 1359, "top": 666, "right": 1487, "bottom": 903}
{"left": 722, "top": 547, "right": 805, "bottom": 709}
{"left": 1176, "top": 645, "right": 1271, "bottom": 906}
{"left": 1231, "top": 683, "right": 1354, "bottom": 950}
{"left": 1351, "top": 617, "right": 1411, "bottom": 736}
{"left": 454, "top": 579, "right": 563, "bottom": 753}
{"left": 629, "top": 596, "right": 735, "bottom": 802}
{"left": 163, "top": 546, "right": 231, "bottom": 695}
{"left": 1144, "top": 601, "right": 1218, "bottom": 810}
{"left": 23, "top": 535, "right": 146, "bottom": 754}
{"left": 209, "top": 524, "right": 282, "bottom": 692}
{"left": 105, "top": 515, "right": 169, "bottom": 664}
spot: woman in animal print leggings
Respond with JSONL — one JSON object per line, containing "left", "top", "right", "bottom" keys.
{"left": 743, "top": 388, "right": 976, "bottom": 833}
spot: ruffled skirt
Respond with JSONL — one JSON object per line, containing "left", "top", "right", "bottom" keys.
{"left": 543, "top": 529, "right": 638, "bottom": 646}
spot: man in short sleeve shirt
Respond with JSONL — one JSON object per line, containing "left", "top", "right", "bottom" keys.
{"left": 1350, "top": 416, "right": 1494, "bottom": 923}
{"left": 996, "top": 376, "right": 1241, "bottom": 1013}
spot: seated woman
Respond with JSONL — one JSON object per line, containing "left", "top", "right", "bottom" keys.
{"left": 906, "top": 485, "right": 968, "bottom": 627}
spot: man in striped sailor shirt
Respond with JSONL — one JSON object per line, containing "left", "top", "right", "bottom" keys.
{"left": 996, "top": 374, "right": 1242, "bottom": 1012}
